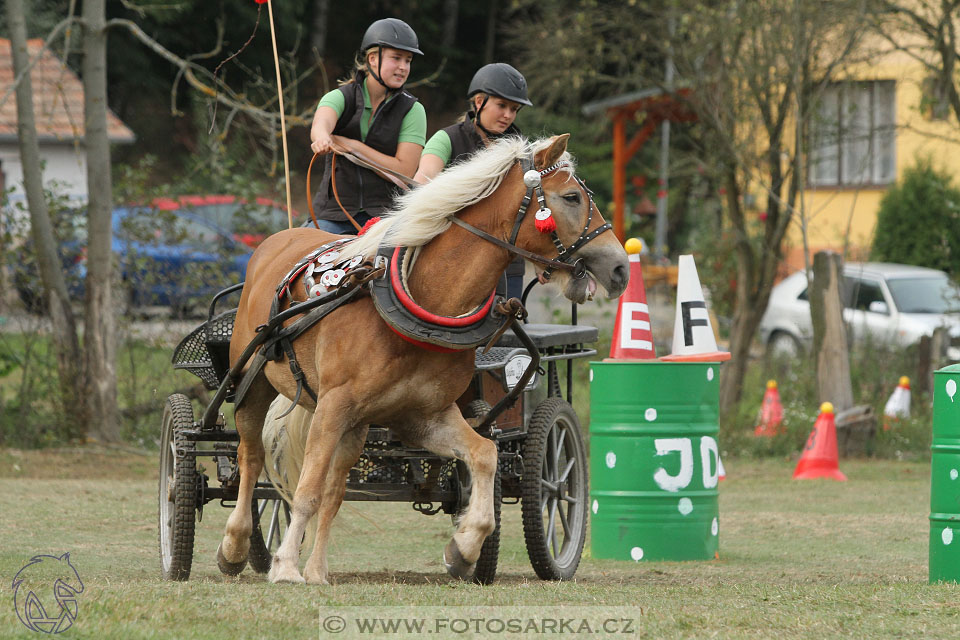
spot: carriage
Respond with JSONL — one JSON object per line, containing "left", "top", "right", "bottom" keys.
{"left": 157, "top": 135, "right": 627, "bottom": 585}
{"left": 160, "top": 280, "right": 596, "bottom": 584}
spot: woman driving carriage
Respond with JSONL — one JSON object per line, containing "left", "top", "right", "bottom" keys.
{"left": 309, "top": 18, "right": 428, "bottom": 234}
{"left": 413, "top": 63, "right": 533, "bottom": 299}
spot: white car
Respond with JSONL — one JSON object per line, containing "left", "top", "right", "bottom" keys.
{"left": 759, "top": 262, "right": 960, "bottom": 359}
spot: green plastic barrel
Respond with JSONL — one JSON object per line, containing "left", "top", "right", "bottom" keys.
{"left": 930, "top": 363, "right": 960, "bottom": 583}
{"left": 589, "top": 361, "right": 720, "bottom": 562}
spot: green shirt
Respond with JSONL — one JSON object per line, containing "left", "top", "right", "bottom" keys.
{"left": 420, "top": 129, "right": 453, "bottom": 165}
{"left": 317, "top": 82, "right": 426, "bottom": 146}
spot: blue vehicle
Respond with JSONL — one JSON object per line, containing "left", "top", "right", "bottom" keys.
{"left": 15, "top": 205, "right": 253, "bottom": 316}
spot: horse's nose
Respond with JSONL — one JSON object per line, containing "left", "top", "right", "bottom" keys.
{"left": 611, "top": 263, "right": 629, "bottom": 293}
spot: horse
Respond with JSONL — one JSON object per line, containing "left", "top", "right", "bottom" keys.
{"left": 217, "top": 134, "right": 628, "bottom": 584}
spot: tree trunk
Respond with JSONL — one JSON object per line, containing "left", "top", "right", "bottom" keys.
{"left": 810, "top": 251, "right": 853, "bottom": 412}
{"left": 5, "top": 0, "right": 87, "bottom": 435}
{"left": 442, "top": 0, "right": 459, "bottom": 53}
{"left": 484, "top": 0, "right": 498, "bottom": 63}
{"left": 310, "top": 0, "right": 329, "bottom": 57}
{"left": 81, "top": 0, "right": 120, "bottom": 441}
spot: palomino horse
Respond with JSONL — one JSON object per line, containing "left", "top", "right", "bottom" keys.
{"left": 218, "top": 134, "right": 628, "bottom": 584}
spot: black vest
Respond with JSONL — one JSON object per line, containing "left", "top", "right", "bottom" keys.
{"left": 443, "top": 118, "right": 525, "bottom": 278}
{"left": 313, "top": 74, "right": 418, "bottom": 221}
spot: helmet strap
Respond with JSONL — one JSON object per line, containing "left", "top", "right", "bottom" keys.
{"left": 366, "top": 45, "right": 397, "bottom": 94}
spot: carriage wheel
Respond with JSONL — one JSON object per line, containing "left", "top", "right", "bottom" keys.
{"left": 248, "top": 497, "right": 291, "bottom": 574}
{"left": 521, "top": 398, "right": 588, "bottom": 581}
{"left": 455, "top": 399, "right": 501, "bottom": 585}
{"left": 158, "top": 394, "right": 198, "bottom": 581}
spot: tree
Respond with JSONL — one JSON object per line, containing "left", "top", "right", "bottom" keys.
{"left": 509, "top": 0, "right": 873, "bottom": 413}
{"left": 5, "top": 0, "right": 87, "bottom": 435}
{"left": 871, "top": 158, "right": 960, "bottom": 274}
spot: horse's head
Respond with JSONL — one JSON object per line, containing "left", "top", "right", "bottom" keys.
{"left": 512, "top": 134, "right": 629, "bottom": 304}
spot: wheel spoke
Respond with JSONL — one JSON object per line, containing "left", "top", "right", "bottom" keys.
{"left": 558, "top": 501, "right": 571, "bottom": 540}
{"left": 546, "top": 497, "right": 558, "bottom": 556}
{"left": 562, "top": 494, "right": 579, "bottom": 505}
{"left": 558, "top": 458, "right": 576, "bottom": 484}
{"left": 540, "top": 478, "right": 557, "bottom": 494}
{"left": 553, "top": 425, "right": 566, "bottom": 470}
{"left": 265, "top": 500, "right": 281, "bottom": 550}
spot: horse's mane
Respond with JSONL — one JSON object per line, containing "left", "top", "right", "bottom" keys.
{"left": 347, "top": 136, "right": 575, "bottom": 258}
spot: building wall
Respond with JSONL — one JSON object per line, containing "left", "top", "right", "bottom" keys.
{"left": 783, "top": 46, "right": 960, "bottom": 272}
{"left": 1, "top": 141, "right": 88, "bottom": 209}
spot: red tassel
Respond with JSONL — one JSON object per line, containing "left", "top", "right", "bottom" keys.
{"left": 255, "top": 0, "right": 269, "bottom": 4}
{"left": 535, "top": 214, "right": 557, "bottom": 234}
{"left": 358, "top": 216, "right": 381, "bottom": 236}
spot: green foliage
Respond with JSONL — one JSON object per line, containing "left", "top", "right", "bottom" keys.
{"left": 871, "top": 159, "right": 960, "bottom": 275}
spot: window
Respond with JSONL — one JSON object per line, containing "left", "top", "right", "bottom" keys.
{"left": 809, "top": 81, "right": 896, "bottom": 186}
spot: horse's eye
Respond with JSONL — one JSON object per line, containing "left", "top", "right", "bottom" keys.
{"left": 562, "top": 193, "right": 581, "bottom": 204}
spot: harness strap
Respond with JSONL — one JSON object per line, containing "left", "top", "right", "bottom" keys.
{"left": 450, "top": 217, "right": 579, "bottom": 273}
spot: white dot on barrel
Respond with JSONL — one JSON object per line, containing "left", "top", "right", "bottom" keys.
{"left": 589, "top": 370, "right": 593, "bottom": 382}
{"left": 951, "top": 469, "right": 958, "bottom": 481}
{"left": 605, "top": 452, "right": 616, "bottom": 469}
{"left": 630, "top": 547, "right": 643, "bottom": 561}
{"left": 711, "top": 517, "right": 719, "bottom": 536}
{"left": 645, "top": 408, "right": 657, "bottom": 422}
{"left": 944, "top": 528, "right": 954, "bottom": 545}
{"left": 592, "top": 500, "right": 599, "bottom": 514}
{"left": 678, "top": 498, "right": 693, "bottom": 515}
{"left": 707, "top": 367, "right": 714, "bottom": 381}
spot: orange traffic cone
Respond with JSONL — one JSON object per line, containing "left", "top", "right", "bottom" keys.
{"left": 793, "top": 402, "right": 847, "bottom": 481}
{"left": 883, "top": 376, "right": 911, "bottom": 431}
{"left": 607, "top": 238, "right": 656, "bottom": 360}
{"left": 754, "top": 380, "right": 784, "bottom": 437}
{"left": 660, "top": 255, "right": 730, "bottom": 362}
{"left": 718, "top": 455, "right": 726, "bottom": 481}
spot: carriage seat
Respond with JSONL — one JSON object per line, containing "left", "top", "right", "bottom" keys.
{"left": 496, "top": 323, "right": 598, "bottom": 349}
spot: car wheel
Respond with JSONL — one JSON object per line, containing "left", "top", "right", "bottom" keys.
{"left": 767, "top": 331, "right": 801, "bottom": 359}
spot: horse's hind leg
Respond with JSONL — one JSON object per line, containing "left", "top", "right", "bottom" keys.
{"left": 302, "top": 424, "right": 368, "bottom": 585}
{"left": 415, "top": 403, "right": 498, "bottom": 579}
{"left": 268, "top": 394, "right": 351, "bottom": 584}
{"left": 218, "top": 375, "right": 274, "bottom": 574}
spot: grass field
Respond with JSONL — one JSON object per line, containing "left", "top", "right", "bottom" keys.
{"left": 0, "top": 448, "right": 957, "bottom": 639}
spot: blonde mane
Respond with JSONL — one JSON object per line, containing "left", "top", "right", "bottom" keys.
{"left": 347, "top": 136, "right": 575, "bottom": 258}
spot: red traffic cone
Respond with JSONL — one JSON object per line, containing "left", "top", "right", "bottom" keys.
{"left": 754, "top": 379, "right": 784, "bottom": 437}
{"left": 883, "top": 376, "right": 911, "bottom": 431}
{"left": 793, "top": 402, "right": 847, "bottom": 481}
{"left": 718, "top": 455, "right": 726, "bottom": 481}
{"left": 608, "top": 239, "right": 656, "bottom": 360}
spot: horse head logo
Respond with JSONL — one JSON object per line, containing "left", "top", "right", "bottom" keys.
{"left": 12, "top": 553, "right": 84, "bottom": 634}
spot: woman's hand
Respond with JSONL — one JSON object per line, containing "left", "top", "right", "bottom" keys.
{"left": 311, "top": 131, "right": 335, "bottom": 155}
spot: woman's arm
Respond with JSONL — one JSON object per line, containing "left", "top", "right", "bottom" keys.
{"left": 330, "top": 136, "right": 423, "bottom": 178}
{"left": 310, "top": 105, "right": 340, "bottom": 154}
{"left": 414, "top": 154, "right": 446, "bottom": 184}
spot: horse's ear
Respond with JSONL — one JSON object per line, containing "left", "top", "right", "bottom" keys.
{"left": 534, "top": 134, "right": 570, "bottom": 170}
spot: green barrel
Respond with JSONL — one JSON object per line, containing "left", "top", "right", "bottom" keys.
{"left": 589, "top": 361, "right": 721, "bottom": 562}
{"left": 930, "top": 364, "right": 960, "bottom": 583}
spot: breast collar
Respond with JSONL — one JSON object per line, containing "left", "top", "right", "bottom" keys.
{"left": 449, "top": 153, "right": 613, "bottom": 281}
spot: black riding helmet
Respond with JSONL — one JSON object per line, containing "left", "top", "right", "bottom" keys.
{"left": 467, "top": 63, "right": 533, "bottom": 107}
{"left": 361, "top": 18, "right": 422, "bottom": 91}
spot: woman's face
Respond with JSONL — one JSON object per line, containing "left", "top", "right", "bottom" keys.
{"left": 475, "top": 94, "right": 522, "bottom": 134}
{"left": 368, "top": 47, "right": 413, "bottom": 89}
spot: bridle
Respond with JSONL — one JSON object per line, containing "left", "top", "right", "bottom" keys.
{"left": 449, "top": 155, "right": 613, "bottom": 281}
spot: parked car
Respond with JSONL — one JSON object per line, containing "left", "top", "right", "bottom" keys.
{"left": 14, "top": 205, "right": 253, "bottom": 316}
{"left": 150, "top": 195, "right": 300, "bottom": 248}
{"left": 759, "top": 262, "right": 960, "bottom": 359}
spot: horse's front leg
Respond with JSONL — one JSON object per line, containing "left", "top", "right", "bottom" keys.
{"left": 218, "top": 376, "right": 274, "bottom": 574}
{"left": 416, "top": 403, "right": 498, "bottom": 579}
{"left": 268, "top": 390, "right": 352, "bottom": 584}
{"left": 301, "top": 424, "right": 368, "bottom": 585}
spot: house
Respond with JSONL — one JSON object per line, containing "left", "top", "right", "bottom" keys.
{"left": 793, "top": 25, "right": 960, "bottom": 271}
{"left": 0, "top": 38, "right": 135, "bottom": 208}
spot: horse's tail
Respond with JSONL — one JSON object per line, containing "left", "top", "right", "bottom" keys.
{"left": 262, "top": 398, "right": 315, "bottom": 551}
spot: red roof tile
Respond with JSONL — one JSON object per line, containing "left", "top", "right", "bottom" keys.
{"left": 0, "top": 38, "right": 135, "bottom": 143}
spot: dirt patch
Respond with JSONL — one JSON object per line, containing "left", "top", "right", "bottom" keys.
{"left": 0, "top": 445, "right": 153, "bottom": 479}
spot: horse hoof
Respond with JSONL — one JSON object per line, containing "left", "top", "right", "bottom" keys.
{"left": 443, "top": 539, "right": 475, "bottom": 580}
{"left": 269, "top": 562, "right": 306, "bottom": 584}
{"left": 216, "top": 543, "right": 248, "bottom": 576}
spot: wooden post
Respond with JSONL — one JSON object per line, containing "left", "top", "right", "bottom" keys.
{"left": 612, "top": 114, "right": 625, "bottom": 242}
{"left": 809, "top": 251, "right": 853, "bottom": 412}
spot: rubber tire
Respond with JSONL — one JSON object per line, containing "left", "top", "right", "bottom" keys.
{"left": 457, "top": 399, "right": 500, "bottom": 585}
{"left": 159, "top": 394, "right": 198, "bottom": 581}
{"left": 521, "top": 398, "right": 588, "bottom": 581}
{"left": 767, "top": 331, "right": 802, "bottom": 359}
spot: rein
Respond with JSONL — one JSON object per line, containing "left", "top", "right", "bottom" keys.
{"left": 452, "top": 155, "right": 612, "bottom": 281}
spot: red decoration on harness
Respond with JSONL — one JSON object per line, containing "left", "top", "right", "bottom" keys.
{"left": 359, "top": 217, "right": 381, "bottom": 236}
{"left": 535, "top": 212, "right": 557, "bottom": 234}
{"left": 255, "top": 0, "right": 269, "bottom": 4}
